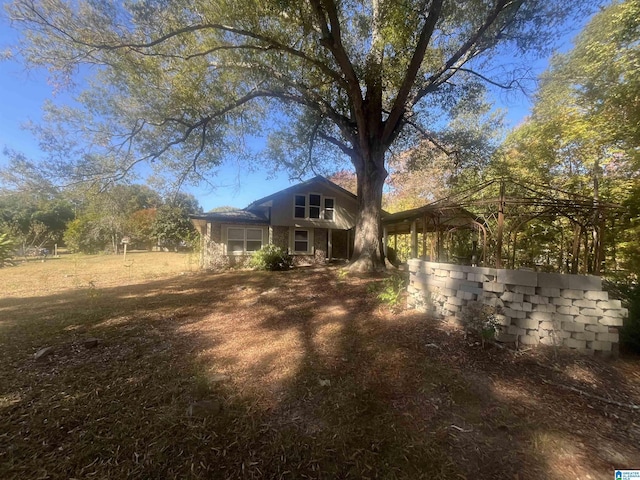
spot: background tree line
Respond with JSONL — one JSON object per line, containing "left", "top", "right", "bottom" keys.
{"left": 0, "top": 177, "right": 202, "bottom": 256}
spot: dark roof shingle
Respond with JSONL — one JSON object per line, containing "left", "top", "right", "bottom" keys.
{"left": 190, "top": 210, "right": 268, "bottom": 224}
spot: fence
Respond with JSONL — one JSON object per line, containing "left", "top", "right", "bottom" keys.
{"left": 407, "top": 259, "right": 627, "bottom": 355}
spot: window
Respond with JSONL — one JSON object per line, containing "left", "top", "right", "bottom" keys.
{"left": 227, "top": 228, "right": 245, "bottom": 254}
{"left": 309, "top": 194, "right": 321, "bottom": 219}
{"left": 294, "top": 195, "right": 306, "bottom": 218}
{"left": 227, "top": 227, "right": 263, "bottom": 254}
{"left": 293, "top": 193, "right": 336, "bottom": 221}
{"left": 246, "top": 229, "right": 263, "bottom": 252}
{"left": 294, "top": 230, "right": 309, "bottom": 253}
{"left": 324, "top": 198, "right": 335, "bottom": 220}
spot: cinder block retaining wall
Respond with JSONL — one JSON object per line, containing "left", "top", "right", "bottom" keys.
{"left": 407, "top": 259, "right": 627, "bottom": 355}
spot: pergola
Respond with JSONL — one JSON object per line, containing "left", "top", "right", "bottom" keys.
{"left": 382, "top": 178, "right": 624, "bottom": 273}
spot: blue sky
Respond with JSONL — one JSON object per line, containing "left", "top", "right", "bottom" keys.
{"left": 0, "top": 8, "right": 589, "bottom": 212}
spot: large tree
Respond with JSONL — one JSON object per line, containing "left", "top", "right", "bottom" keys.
{"left": 5, "top": 0, "right": 589, "bottom": 270}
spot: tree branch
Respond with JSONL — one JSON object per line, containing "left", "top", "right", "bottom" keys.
{"left": 382, "top": 0, "right": 444, "bottom": 145}
{"left": 226, "top": 60, "right": 356, "bottom": 144}
{"left": 308, "top": 0, "right": 364, "bottom": 129}
{"left": 451, "top": 67, "right": 525, "bottom": 91}
{"left": 412, "top": 0, "right": 513, "bottom": 106}
{"left": 404, "top": 117, "right": 461, "bottom": 160}
{"left": 14, "top": 1, "right": 348, "bottom": 88}
{"left": 318, "top": 131, "right": 354, "bottom": 158}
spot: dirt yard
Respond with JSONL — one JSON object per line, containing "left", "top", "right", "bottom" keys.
{"left": 1, "top": 255, "right": 639, "bottom": 479}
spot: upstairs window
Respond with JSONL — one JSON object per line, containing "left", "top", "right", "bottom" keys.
{"left": 323, "top": 198, "right": 335, "bottom": 220}
{"left": 294, "top": 195, "right": 306, "bottom": 218}
{"left": 293, "top": 193, "right": 336, "bottom": 221}
{"left": 309, "top": 194, "right": 321, "bottom": 219}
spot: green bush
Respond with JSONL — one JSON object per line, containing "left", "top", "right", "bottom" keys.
{"left": 249, "top": 245, "right": 293, "bottom": 271}
{"left": 377, "top": 273, "right": 406, "bottom": 310}
{"left": 0, "top": 233, "right": 15, "bottom": 267}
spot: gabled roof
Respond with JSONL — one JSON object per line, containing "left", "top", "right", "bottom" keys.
{"left": 246, "top": 175, "right": 357, "bottom": 209}
{"left": 190, "top": 209, "right": 269, "bottom": 224}
{"left": 190, "top": 175, "right": 358, "bottom": 225}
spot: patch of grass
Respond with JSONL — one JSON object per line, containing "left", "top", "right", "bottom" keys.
{"left": 0, "top": 251, "right": 196, "bottom": 298}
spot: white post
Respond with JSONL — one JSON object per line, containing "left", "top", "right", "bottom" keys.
{"left": 383, "top": 226, "right": 388, "bottom": 257}
{"left": 328, "top": 228, "right": 333, "bottom": 261}
{"left": 411, "top": 220, "right": 418, "bottom": 258}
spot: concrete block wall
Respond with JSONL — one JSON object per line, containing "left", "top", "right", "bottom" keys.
{"left": 407, "top": 259, "right": 627, "bottom": 355}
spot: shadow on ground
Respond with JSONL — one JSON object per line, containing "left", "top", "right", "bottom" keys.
{"left": 1, "top": 267, "right": 639, "bottom": 479}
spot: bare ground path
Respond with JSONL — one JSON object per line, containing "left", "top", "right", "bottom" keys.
{"left": 1, "top": 256, "right": 639, "bottom": 479}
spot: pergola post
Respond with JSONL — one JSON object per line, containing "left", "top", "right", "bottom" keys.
{"left": 410, "top": 220, "right": 418, "bottom": 258}
{"left": 435, "top": 217, "right": 441, "bottom": 262}
{"left": 422, "top": 215, "right": 428, "bottom": 260}
{"left": 495, "top": 181, "right": 505, "bottom": 269}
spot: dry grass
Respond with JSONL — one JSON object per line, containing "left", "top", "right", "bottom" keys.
{"left": 2, "top": 251, "right": 199, "bottom": 298}
{"left": 1, "top": 256, "right": 640, "bottom": 479}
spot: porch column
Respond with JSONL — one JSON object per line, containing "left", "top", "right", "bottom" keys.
{"left": 422, "top": 215, "right": 428, "bottom": 259}
{"left": 411, "top": 220, "right": 418, "bottom": 258}
{"left": 383, "top": 226, "right": 388, "bottom": 257}
{"left": 328, "top": 228, "right": 333, "bottom": 261}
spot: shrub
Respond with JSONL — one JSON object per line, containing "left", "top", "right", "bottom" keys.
{"left": 377, "top": 273, "right": 406, "bottom": 311}
{"left": 0, "top": 233, "right": 15, "bottom": 267}
{"left": 249, "top": 245, "right": 293, "bottom": 271}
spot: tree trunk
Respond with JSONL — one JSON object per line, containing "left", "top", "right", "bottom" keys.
{"left": 349, "top": 150, "right": 387, "bottom": 272}
{"left": 571, "top": 223, "right": 581, "bottom": 274}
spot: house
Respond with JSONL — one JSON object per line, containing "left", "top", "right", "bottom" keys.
{"left": 190, "top": 176, "right": 359, "bottom": 269}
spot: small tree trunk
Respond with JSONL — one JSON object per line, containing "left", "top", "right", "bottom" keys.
{"left": 571, "top": 223, "right": 581, "bottom": 274}
{"left": 349, "top": 151, "right": 387, "bottom": 272}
